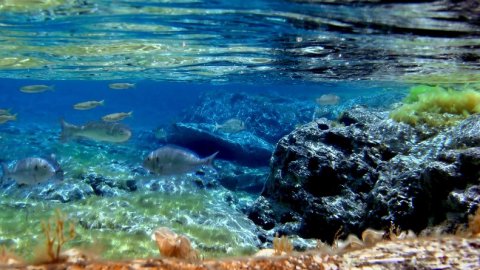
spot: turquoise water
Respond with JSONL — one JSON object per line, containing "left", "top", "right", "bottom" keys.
{"left": 0, "top": 0, "right": 479, "bottom": 262}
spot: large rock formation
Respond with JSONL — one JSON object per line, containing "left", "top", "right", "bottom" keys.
{"left": 248, "top": 106, "right": 480, "bottom": 242}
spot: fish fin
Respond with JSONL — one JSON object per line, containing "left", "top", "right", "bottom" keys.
{"left": 203, "top": 151, "right": 219, "bottom": 167}
{"left": 1, "top": 163, "right": 9, "bottom": 182}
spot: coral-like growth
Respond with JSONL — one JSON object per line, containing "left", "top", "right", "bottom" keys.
{"left": 154, "top": 227, "right": 199, "bottom": 260}
{"left": 272, "top": 234, "right": 293, "bottom": 255}
{"left": 37, "top": 209, "right": 76, "bottom": 263}
{"left": 390, "top": 85, "right": 480, "bottom": 126}
{"left": 0, "top": 246, "right": 22, "bottom": 266}
{"left": 468, "top": 206, "right": 480, "bottom": 236}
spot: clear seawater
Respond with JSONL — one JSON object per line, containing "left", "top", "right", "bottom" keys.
{"left": 0, "top": 0, "right": 479, "bottom": 262}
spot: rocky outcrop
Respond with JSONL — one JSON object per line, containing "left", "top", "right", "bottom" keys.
{"left": 249, "top": 106, "right": 480, "bottom": 242}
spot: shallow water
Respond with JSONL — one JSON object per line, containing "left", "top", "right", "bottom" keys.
{"left": 0, "top": 0, "right": 479, "bottom": 263}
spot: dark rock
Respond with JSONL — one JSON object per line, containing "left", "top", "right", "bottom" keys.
{"left": 215, "top": 161, "right": 269, "bottom": 193}
{"left": 125, "top": 179, "right": 138, "bottom": 191}
{"left": 247, "top": 196, "right": 276, "bottom": 230}
{"left": 250, "top": 107, "right": 480, "bottom": 242}
{"left": 166, "top": 122, "right": 274, "bottom": 167}
{"left": 447, "top": 185, "right": 480, "bottom": 215}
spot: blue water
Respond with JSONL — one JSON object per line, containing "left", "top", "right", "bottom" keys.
{"left": 0, "top": 0, "right": 479, "bottom": 262}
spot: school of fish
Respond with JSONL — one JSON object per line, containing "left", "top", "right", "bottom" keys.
{"left": 1, "top": 82, "right": 222, "bottom": 186}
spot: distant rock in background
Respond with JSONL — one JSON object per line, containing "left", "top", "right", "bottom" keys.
{"left": 178, "top": 91, "right": 315, "bottom": 143}
{"left": 248, "top": 106, "right": 480, "bottom": 243}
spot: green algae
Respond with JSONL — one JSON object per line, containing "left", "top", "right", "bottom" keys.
{"left": 0, "top": 189, "right": 258, "bottom": 262}
{"left": 390, "top": 84, "right": 480, "bottom": 127}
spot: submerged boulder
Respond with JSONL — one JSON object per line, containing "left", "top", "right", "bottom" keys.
{"left": 180, "top": 91, "right": 315, "bottom": 143}
{"left": 249, "top": 106, "right": 480, "bottom": 242}
{"left": 166, "top": 122, "right": 274, "bottom": 167}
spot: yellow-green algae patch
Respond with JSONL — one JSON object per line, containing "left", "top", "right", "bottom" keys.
{"left": 0, "top": 190, "right": 257, "bottom": 262}
{"left": 390, "top": 84, "right": 480, "bottom": 127}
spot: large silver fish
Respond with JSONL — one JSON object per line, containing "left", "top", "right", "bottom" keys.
{"left": 1, "top": 156, "right": 63, "bottom": 185}
{"left": 143, "top": 145, "right": 218, "bottom": 175}
{"left": 60, "top": 119, "right": 131, "bottom": 143}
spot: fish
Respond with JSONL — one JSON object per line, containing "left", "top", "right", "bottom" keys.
{"left": 143, "top": 145, "right": 218, "bottom": 175}
{"left": 108, "top": 83, "right": 135, "bottom": 90}
{"left": 0, "top": 109, "right": 11, "bottom": 115}
{"left": 102, "top": 111, "right": 133, "bottom": 122}
{"left": 0, "top": 114, "right": 16, "bottom": 124}
{"left": 73, "top": 100, "right": 105, "bottom": 110}
{"left": 20, "top": 85, "right": 54, "bottom": 93}
{"left": 214, "top": 118, "right": 245, "bottom": 133}
{"left": 60, "top": 119, "right": 132, "bottom": 143}
{"left": 1, "top": 156, "right": 62, "bottom": 185}
{"left": 315, "top": 94, "right": 340, "bottom": 105}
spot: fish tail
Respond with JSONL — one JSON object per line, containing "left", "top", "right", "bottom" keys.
{"left": 11, "top": 113, "right": 17, "bottom": 121}
{"left": 128, "top": 111, "right": 133, "bottom": 118}
{"left": 213, "top": 122, "right": 219, "bottom": 132}
{"left": 100, "top": 100, "right": 105, "bottom": 106}
{"left": 203, "top": 151, "right": 219, "bottom": 167}
{"left": 49, "top": 85, "right": 55, "bottom": 91}
{"left": 60, "top": 119, "right": 77, "bottom": 142}
{"left": 1, "top": 163, "right": 9, "bottom": 182}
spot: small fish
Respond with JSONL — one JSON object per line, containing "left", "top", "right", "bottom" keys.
{"left": 109, "top": 83, "right": 135, "bottom": 90}
{"left": 102, "top": 111, "right": 133, "bottom": 122}
{"left": 315, "top": 94, "right": 340, "bottom": 105}
{"left": 143, "top": 145, "right": 218, "bottom": 175}
{"left": 20, "top": 85, "right": 54, "bottom": 93}
{"left": 1, "top": 156, "right": 62, "bottom": 185}
{"left": 154, "top": 127, "right": 168, "bottom": 141}
{"left": 73, "top": 100, "right": 105, "bottom": 110}
{"left": 214, "top": 118, "right": 245, "bottom": 133}
{"left": 60, "top": 119, "right": 131, "bottom": 143}
{"left": 0, "top": 114, "right": 16, "bottom": 124}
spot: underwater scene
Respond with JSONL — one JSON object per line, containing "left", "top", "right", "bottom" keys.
{"left": 0, "top": 0, "right": 480, "bottom": 268}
